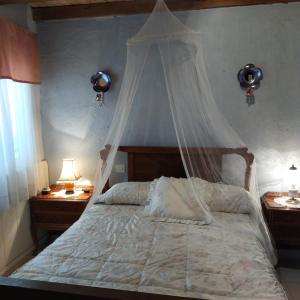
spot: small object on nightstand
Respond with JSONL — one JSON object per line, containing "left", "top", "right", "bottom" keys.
{"left": 41, "top": 187, "right": 51, "bottom": 195}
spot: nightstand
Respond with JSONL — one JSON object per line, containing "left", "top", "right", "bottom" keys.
{"left": 261, "top": 192, "right": 300, "bottom": 249}
{"left": 30, "top": 185, "right": 93, "bottom": 254}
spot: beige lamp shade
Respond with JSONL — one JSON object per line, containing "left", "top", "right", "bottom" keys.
{"left": 58, "top": 159, "right": 80, "bottom": 182}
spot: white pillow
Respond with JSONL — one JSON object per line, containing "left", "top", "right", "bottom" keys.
{"left": 94, "top": 181, "right": 150, "bottom": 205}
{"left": 144, "top": 177, "right": 211, "bottom": 224}
{"left": 191, "top": 177, "right": 253, "bottom": 214}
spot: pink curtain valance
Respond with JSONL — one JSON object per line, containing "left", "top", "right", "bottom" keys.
{"left": 0, "top": 18, "right": 40, "bottom": 84}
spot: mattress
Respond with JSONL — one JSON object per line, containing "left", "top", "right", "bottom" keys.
{"left": 12, "top": 204, "right": 287, "bottom": 300}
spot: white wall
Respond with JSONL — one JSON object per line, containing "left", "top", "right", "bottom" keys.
{"left": 185, "top": 4, "right": 300, "bottom": 193}
{"left": 38, "top": 2, "right": 300, "bottom": 194}
{"left": 0, "top": 5, "right": 36, "bottom": 275}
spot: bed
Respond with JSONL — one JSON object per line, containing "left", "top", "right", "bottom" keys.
{"left": 0, "top": 146, "right": 287, "bottom": 300}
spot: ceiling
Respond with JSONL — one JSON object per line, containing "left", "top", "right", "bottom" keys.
{"left": 0, "top": 0, "right": 299, "bottom": 21}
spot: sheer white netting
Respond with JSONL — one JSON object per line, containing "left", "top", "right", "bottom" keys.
{"left": 91, "top": 0, "right": 276, "bottom": 264}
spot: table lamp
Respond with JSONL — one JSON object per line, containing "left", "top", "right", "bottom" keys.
{"left": 58, "top": 159, "right": 80, "bottom": 194}
{"left": 286, "top": 164, "right": 299, "bottom": 204}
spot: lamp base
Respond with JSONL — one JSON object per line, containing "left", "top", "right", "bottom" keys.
{"left": 286, "top": 197, "right": 300, "bottom": 205}
{"left": 64, "top": 182, "right": 74, "bottom": 194}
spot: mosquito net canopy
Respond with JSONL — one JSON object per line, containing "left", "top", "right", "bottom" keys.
{"left": 91, "top": 0, "right": 276, "bottom": 264}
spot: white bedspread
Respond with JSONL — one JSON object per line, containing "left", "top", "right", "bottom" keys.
{"left": 12, "top": 204, "right": 287, "bottom": 300}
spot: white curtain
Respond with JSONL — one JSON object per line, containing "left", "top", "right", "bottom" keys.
{"left": 0, "top": 79, "right": 44, "bottom": 211}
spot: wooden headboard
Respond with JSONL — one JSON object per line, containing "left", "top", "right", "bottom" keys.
{"left": 100, "top": 145, "right": 254, "bottom": 191}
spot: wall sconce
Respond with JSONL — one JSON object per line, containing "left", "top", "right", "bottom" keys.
{"left": 90, "top": 71, "right": 112, "bottom": 106}
{"left": 237, "top": 64, "right": 263, "bottom": 106}
{"left": 58, "top": 159, "right": 80, "bottom": 194}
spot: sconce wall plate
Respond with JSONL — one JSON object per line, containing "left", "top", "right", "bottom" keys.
{"left": 237, "top": 64, "right": 263, "bottom": 106}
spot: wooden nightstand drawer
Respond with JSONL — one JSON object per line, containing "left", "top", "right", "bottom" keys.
{"left": 270, "top": 210, "right": 300, "bottom": 226}
{"left": 271, "top": 225, "right": 300, "bottom": 237}
{"left": 32, "top": 211, "right": 83, "bottom": 224}
{"left": 31, "top": 200, "right": 87, "bottom": 212}
{"left": 270, "top": 226, "right": 300, "bottom": 248}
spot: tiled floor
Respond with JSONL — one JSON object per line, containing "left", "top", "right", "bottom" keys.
{"left": 278, "top": 268, "right": 300, "bottom": 300}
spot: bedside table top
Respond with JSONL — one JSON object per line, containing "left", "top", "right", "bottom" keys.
{"left": 262, "top": 192, "right": 300, "bottom": 211}
{"left": 31, "top": 185, "right": 94, "bottom": 203}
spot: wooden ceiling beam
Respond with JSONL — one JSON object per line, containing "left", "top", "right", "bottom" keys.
{"left": 0, "top": 0, "right": 43, "bottom": 3}
{"left": 0, "top": 0, "right": 132, "bottom": 7}
{"left": 32, "top": 0, "right": 300, "bottom": 21}
{"left": 1, "top": 0, "right": 299, "bottom": 21}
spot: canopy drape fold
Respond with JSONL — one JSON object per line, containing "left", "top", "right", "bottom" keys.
{"left": 90, "top": 0, "right": 276, "bottom": 265}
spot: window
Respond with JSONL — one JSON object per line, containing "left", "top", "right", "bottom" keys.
{"left": 0, "top": 79, "right": 43, "bottom": 210}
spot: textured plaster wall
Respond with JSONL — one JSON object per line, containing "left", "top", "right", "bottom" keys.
{"left": 38, "top": 2, "right": 300, "bottom": 193}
